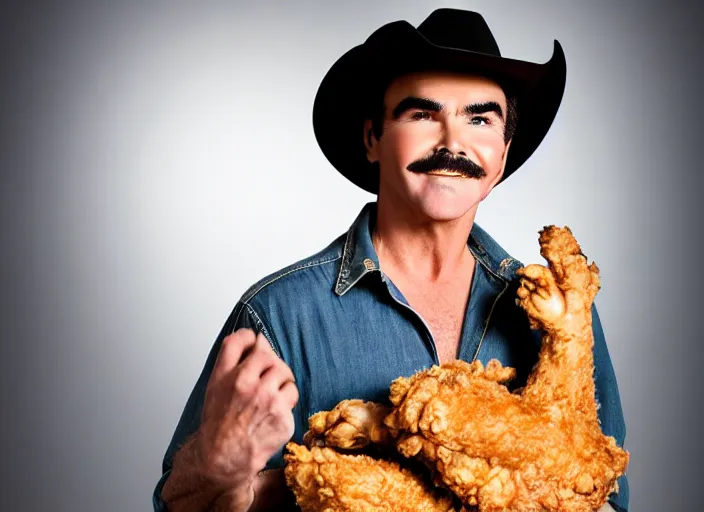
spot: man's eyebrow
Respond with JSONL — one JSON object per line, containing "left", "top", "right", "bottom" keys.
{"left": 391, "top": 97, "right": 443, "bottom": 119}
{"left": 464, "top": 101, "right": 504, "bottom": 120}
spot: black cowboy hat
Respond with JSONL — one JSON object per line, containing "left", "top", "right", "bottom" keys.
{"left": 312, "top": 8, "right": 567, "bottom": 194}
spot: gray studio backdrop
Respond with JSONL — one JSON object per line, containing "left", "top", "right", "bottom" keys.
{"left": 1, "top": 1, "right": 701, "bottom": 511}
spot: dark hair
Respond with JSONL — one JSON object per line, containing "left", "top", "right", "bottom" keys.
{"left": 504, "top": 94, "right": 519, "bottom": 142}
{"left": 367, "top": 81, "right": 519, "bottom": 144}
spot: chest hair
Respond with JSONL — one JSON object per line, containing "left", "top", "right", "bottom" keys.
{"left": 404, "top": 284, "right": 471, "bottom": 364}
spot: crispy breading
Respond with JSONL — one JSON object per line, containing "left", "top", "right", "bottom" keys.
{"left": 284, "top": 443, "right": 457, "bottom": 511}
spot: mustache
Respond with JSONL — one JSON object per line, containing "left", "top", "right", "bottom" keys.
{"left": 406, "top": 152, "right": 486, "bottom": 179}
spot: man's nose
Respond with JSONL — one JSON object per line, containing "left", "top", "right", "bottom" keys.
{"left": 436, "top": 117, "right": 467, "bottom": 157}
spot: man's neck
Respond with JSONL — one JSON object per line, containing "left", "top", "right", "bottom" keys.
{"left": 373, "top": 199, "right": 477, "bottom": 284}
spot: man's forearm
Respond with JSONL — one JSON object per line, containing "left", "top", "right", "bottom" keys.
{"left": 161, "top": 435, "right": 255, "bottom": 512}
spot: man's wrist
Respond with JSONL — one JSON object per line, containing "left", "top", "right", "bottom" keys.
{"left": 163, "top": 432, "right": 258, "bottom": 512}
{"left": 210, "top": 483, "right": 255, "bottom": 512}
{"left": 191, "top": 431, "right": 258, "bottom": 493}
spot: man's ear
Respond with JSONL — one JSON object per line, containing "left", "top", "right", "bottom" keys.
{"left": 482, "top": 139, "right": 513, "bottom": 200}
{"left": 499, "top": 138, "right": 512, "bottom": 177}
{"left": 363, "top": 119, "right": 379, "bottom": 164}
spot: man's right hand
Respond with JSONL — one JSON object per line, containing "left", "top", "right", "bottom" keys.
{"left": 194, "top": 328, "right": 298, "bottom": 492}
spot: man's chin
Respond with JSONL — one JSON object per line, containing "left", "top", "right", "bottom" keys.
{"left": 380, "top": 174, "right": 483, "bottom": 221}
{"left": 412, "top": 196, "right": 478, "bottom": 222}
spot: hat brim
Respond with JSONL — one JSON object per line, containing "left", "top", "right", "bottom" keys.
{"left": 313, "top": 21, "right": 567, "bottom": 194}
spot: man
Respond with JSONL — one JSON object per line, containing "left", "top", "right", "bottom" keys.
{"left": 154, "top": 9, "right": 628, "bottom": 512}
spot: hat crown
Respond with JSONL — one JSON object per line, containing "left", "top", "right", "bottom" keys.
{"left": 418, "top": 9, "right": 501, "bottom": 57}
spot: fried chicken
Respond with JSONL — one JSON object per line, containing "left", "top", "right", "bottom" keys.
{"left": 284, "top": 226, "right": 629, "bottom": 511}
{"left": 284, "top": 442, "right": 458, "bottom": 512}
{"left": 303, "top": 399, "right": 393, "bottom": 450}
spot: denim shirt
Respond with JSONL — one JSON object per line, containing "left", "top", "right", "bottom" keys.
{"left": 154, "top": 202, "right": 629, "bottom": 511}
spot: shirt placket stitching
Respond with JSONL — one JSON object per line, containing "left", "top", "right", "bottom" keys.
{"left": 471, "top": 279, "right": 510, "bottom": 362}
{"left": 380, "top": 272, "right": 440, "bottom": 365}
{"left": 467, "top": 246, "right": 513, "bottom": 362}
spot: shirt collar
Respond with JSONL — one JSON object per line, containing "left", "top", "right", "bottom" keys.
{"left": 335, "top": 202, "right": 524, "bottom": 296}
{"left": 335, "top": 203, "right": 380, "bottom": 295}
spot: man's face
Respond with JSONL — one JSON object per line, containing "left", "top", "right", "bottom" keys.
{"left": 365, "top": 71, "right": 511, "bottom": 222}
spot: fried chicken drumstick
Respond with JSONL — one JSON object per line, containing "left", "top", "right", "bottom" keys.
{"left": 284, "top": 226, "right": 629, "bottom": 511}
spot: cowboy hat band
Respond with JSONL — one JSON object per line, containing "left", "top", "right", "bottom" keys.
{"left": 312, "top": 8, "right": 567, "bottom": 194}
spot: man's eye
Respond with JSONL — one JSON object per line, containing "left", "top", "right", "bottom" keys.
{"left": 470, "top": 116, "right": 489, "bottom": 126}
{"left": 410, "top": 111, "right": 431, "bottom": 120}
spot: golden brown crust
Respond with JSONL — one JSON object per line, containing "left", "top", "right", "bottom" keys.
{"left": 303, "top": 399, "right": 393, "bottom": 450}
{"left": 284, "top": 443, "right": 456, "bottom": 511}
